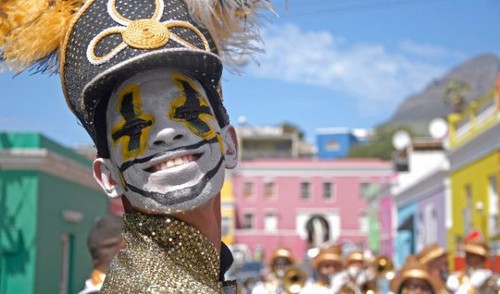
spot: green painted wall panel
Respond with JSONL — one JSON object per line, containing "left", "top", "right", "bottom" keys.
{"left": 36, "top": 172, "right": 108, "bottom": 294}
{"left": 0, "top": 133, "right": 40, "bottom": 149}
{"left": 367, "top": 205, "right": 380, "bottom": 252}
{"left": 0, "top": 171, "right": 39, "bottom": 294}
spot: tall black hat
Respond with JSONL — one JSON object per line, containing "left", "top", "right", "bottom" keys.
{"left": 1, "top": 0, "right": 271, "bottom": 155}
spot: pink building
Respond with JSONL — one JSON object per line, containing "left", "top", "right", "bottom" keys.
{"left": 232, "top": 158, "right": 393, "bottom": 263}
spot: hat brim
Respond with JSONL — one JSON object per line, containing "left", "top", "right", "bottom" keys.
{"left": 390, "top": 270, "right": 442, "bottom": 293}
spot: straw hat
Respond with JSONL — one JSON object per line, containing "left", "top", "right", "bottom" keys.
{"left": 463, "top": 230, "right": 489, "bottom": 257}
{"left": 311, "top": 245, "right": 343, "bottom": 269}
{"left": 417, "top": 243, "right": 447, "bottom": 266}
{"left": 390, "top": 256, "right": 443, "bottom": 293}
{"left": 345, "top": 250, "right": 364, "bottom": 267}
{"left": 269, "top": 247, "right": 295, "bottom": 266}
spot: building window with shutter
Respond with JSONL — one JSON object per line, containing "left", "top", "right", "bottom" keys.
{"left": 243, "top": 182, "right": 253, "bottom": 198}
{"left": 264, "top": 212, "right": 278, "bottom": 232}
{"left": 243, "top": 213, "right": 254, "bottom": 229}
{"left": 323, "top": 182, "right": 334, "bottom": 200}
{"left": 264, "top": 182, "right": 276, "bottom": 198}
{"left": 301, "top": 182, "right": 310, "bottom": 199}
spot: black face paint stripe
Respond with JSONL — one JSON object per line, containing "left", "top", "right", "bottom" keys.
{"left": 111, "top": 91, "right": 153, "bottom": 153}
{"left": 124, "top": 156, "right": 224, "bottom": 206}
{"left": 119, "top": 136, "right": 220, "bottom": 172}
{"left": 173, "top": 80, "right": 213, "bottom": 134}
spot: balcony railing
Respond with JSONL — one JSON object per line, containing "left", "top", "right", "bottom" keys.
{"left": 448, "top": 83, "right": 500, "bottom": 149}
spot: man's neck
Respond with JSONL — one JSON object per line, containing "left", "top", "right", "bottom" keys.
{"left": 121, "top": 195, "right": 222, "bottom": 254}
{"left": 172, "top": 195, "right": 222, "bottom": 254}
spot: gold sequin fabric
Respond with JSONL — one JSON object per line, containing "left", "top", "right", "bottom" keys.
{"left": 101, "top": 212, "right": 223, "bottom": 293}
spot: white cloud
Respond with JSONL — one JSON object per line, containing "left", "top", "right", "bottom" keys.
{"left": 247, "top": 23, "right": 461, "bottom": 116}
{"left": 398, "top": 40, "right": 463, "bottom": 59}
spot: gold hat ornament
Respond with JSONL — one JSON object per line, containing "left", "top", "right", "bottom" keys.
{"left": 311, "top": 245, "right": 343, "bottom": 269}
{"left": 417, "top": 243, "right": 448, "bottom": 266}
{"left": 0, "top": 0, "right": 272, "bottom": 156}
{"left": 390, "top": 256, "right": 443, "bottom": 293}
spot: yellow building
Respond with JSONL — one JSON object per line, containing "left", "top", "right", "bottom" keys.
{"left": 221, "top": 171, "right": 236, "bottom": 245}
{"left": 447, "top": 81, "right": 500, "bottom": 270}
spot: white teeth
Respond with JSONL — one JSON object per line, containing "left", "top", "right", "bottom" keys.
{"left": 151, "top": 155, "right": 196, "bottom": 172}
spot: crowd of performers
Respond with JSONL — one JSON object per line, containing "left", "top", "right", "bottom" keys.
{"left": 247, "top": 237, "right": 500, "bottom": 294}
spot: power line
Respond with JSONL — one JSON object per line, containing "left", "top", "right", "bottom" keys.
{"left": 283, "top": 0, "right": 451, "bottom": 17}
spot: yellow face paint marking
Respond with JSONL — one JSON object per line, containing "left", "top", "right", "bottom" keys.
{"left": 111, "top": 83, "right": 154, "bottom": 161}
{"left": 169, "top": 72, "right": 224, "bottom": 153}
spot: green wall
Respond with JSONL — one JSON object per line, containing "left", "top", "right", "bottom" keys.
{"left": 367, "top": 204, "right": 380, "bottom": 253}
{"left": 0, "top": 171, "right": 39, "bottom": 294}
{"left": 36, "top": 172, "right": 108, "bottom": 294}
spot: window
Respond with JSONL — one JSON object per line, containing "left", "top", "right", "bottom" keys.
{"left": 264, "top": 182, "right": 276, "bottom": 198}
{"left": 325, "top": 140, "right": 340, "bottom": 151}
{"left": 323, "top": 182, "right": 333, "bottom": 199}
{"left": 301, "top": 182, "right": 310, "bottom": 199}
{"left": 264, "top": 213, "right": 278, "bottom": 232}
{"left": 243, "top": 182, "right": 253, "bottom": 198}
{"left": 243, "top": 213, "right": 254, "bottom": 229}
{"left": 488, "top": 175, "right": 498, "bottom": 236}
{"left": 464, "top": 184, "right": 473, "bottom": 233}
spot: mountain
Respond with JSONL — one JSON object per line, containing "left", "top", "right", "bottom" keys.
{"left": 387, "top": 54, "right": 500, "bottom": 134}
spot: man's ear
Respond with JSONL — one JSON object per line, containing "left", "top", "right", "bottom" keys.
{"left": 222, "top": 125, "right": 238, "bottom": 169}
{"left": 93, "top": 158, "right": 125, "bottom": 198}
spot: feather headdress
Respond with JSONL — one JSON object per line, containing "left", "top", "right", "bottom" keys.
{"left": 0, "top": 0, "right": 273, "bottom": 73}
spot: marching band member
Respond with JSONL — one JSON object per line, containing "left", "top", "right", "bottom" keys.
{"left": 334, "top": 250, "right": 368, "bottom": 293}
{"left": 416, "top": 243, "right": 450, "bottom": 293}
{"left": 301, "top": 245, "right": 343, "bottom": 293}
{"left": 252, "top": 247, "right": 297, "bottom": 294}
{"left": 447, "top": 236, "right": 496, "bottom": 293}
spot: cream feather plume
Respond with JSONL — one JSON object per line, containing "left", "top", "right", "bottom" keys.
{"left": 183, "top": 0, "right": 275, "bottom": 66}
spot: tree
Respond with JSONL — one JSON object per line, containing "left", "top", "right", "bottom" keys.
{"left": 280, "top": 121, "right": 305, "bottom": 140}
{"left": 348, "top": 124, "right": 414, "bottom": 160}
{"left": 443, "top": 79, "right": 471, "bottom": 113}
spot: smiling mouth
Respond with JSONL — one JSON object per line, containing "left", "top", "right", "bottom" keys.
{"left": 145, "top": 153, "right": 201, "bottom": 173}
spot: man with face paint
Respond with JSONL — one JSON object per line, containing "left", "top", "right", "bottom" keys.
{"left": 0, "top": 0, "right": 272, "bottom": 292}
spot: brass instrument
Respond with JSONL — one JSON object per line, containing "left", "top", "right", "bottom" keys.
{"left": 282, "top": 266, "right": 308, "bottom": 294}
{"left": 359, "top": 256, "right": 395, "bottom": 294}
{"left": 373, "top": 256, "right": 395, "bottom": 279}
{"left": 478, "top": 273, "right": 500, "bottom": 294}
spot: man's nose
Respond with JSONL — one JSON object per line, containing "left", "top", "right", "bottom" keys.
{"left": 150, "top": 126, "right": 183, "bottom": 147}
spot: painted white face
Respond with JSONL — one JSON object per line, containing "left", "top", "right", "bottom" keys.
{"left": 101, "top": 68, "right": 234, "bottom": 213}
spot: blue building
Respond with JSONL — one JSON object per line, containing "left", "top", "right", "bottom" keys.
{"left": 315, "top": 128, "right": 372, "bottom": 159}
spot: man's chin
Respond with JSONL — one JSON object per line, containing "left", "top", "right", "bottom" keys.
{"left": 124, "top": 191, "right": 214, "bottom": 214}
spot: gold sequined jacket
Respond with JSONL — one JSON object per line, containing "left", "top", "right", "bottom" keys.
{"left": 101, "top": 212, "right": 238, "bottom": 293}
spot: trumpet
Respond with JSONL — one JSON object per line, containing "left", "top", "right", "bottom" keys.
{"left": 282, "top": 266, "right": 308, "bottom": 294}
{"left": 359, "top": 256, "right": 395, "bottom": 294}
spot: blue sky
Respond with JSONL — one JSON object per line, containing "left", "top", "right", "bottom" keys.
{"left": 1, "top": 0, "right": 499, "bottom": 147}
